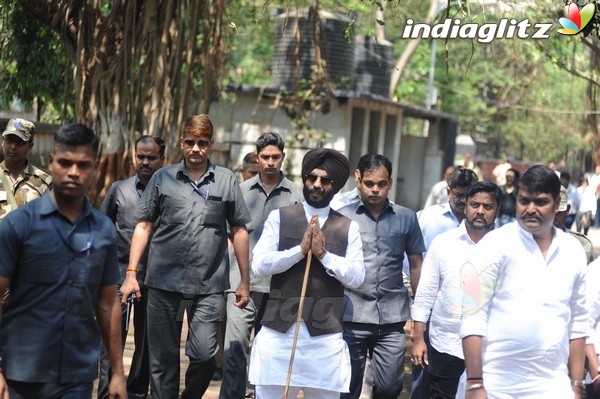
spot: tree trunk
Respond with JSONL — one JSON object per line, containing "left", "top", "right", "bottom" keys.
{"left": 18, "top": 0, "right": 227, "bottom": 204}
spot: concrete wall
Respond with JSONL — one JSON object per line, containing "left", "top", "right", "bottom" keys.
{"left": 209, "top": 91, "right": 454, "bottom": 210}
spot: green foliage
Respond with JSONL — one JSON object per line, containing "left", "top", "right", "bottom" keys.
{"left": 0, "top": 0, "right": 70, "bottom": 120}
{"left": 386, "top": 1, "right": 593, "bottom": 165}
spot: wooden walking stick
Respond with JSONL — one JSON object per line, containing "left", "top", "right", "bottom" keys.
{"left": 284, "top": 249, "right": 313, "bottom": 399}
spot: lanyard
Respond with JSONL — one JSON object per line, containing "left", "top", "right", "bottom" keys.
{"left": 188, "top": 179, "right": 210, "bottom": 200}
{"left": 49, "top": 215, "right": 94, "bottom": 255}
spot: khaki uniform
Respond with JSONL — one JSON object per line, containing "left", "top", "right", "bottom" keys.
{"left": 0, "top": 161, "right": 51, "bottom": 222}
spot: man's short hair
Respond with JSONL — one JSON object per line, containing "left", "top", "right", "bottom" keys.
{"left": 182, "top": 114, "right": 213, "bottom": 138}
{"left": 54, "top": 124, "right": 99, "bottom": 156}
{"left": 448, "top": 166, "right": 478, "bottom": 189}
{"left": 356, "top": 153, "right": 392, "bottom": 178}
{"left": 136, "top": 135, "right": 166, "bottom": 158}
{"left": 256, "top": 132, "right": 285, "bottom": 153}
{"left": 242, "top": 152, "right": 259, "bottom": 169}
{"left": 466, "top": 181, "right": 502, "bottom": 205}
{"left": 518, "top": 165, "right": 561, "bottom": 198}
{"left": 560, "top": 171, "right": 571, "bottom": 182}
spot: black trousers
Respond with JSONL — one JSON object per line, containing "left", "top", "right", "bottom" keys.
{"left": 428, "top": 345, "right": 465, "bottom": 399}
{"left": 98, "top": 284, "right": 150, "bottom": 399}
{"left": 8, "top": 380, "right": 93, "bottom": 399}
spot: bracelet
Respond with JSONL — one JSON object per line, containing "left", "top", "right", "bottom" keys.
{"left": 571, "top": 379, "right": 585, "bottom": 390}
{"left": 126, "top": 268, "right": 138, "bottom": 272}
{"left": 467, "top": 377, "right": 483, "bottom": 381}
{"left": 465, "top": 383, "right": 484, "bottom": 391}
{"left": 316, "top": 249, "right": 327, "bottom": 261}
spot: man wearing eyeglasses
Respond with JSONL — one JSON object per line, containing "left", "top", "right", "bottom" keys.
{"left": 0, "top": 118, "right": 52, "bottom": 223}
{"left": 409, "top": 166, "right": 478, "bottom": 399}
{"left": 97, "top": 135, "right": 165, "bottom": 399}
{"left": 337, "top": 153, "right": 425, "bottom": 398}
{"left": 121, "top": 114, "right": 251, "bottom": 399}
{"left": 249, "top": 148, "right": 365, "bottom": 398}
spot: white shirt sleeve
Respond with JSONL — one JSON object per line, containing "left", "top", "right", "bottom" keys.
{"left": 587, "top": 259, "right": 600, "bottom": 347}
{"left": 252, "top": 210, "right": 304, "bottom": 277}
{"left": 570, "top": 258, "right": 589, "bottom": 341}
{"left": 412, "top": 239, "right": 441, "bottom": 323}
{"left": 252, "top": 210, "right": 365, "bottom": 289}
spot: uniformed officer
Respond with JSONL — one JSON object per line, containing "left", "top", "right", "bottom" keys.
{"left": 0, "top": 118, "right": 51, "bottom": 222}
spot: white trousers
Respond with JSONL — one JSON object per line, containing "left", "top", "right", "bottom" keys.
{"left": 255, "top": 385, "right": 339, "bottom": 399}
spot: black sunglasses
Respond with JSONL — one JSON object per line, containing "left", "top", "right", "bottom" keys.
{"left": 305, "top": 174, "right": 334, "bottom": 186}
{"left": 183, "top": 139, "right": 210, "bottom": 149}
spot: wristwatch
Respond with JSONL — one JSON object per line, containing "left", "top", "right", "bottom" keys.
{"left": 571, "top": 379, "right": 585, "bottom": 390}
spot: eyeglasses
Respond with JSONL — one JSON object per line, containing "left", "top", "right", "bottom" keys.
{"left": 3, "top": 136, "right": 30, "bottom": 146}
{"left": 449, "top": 187, "right": 467, "bottom": 200}
{"left": 362, "top": 181, "right": 389, "bottom": 189}
{"left": 305, "top": 174, "right": 334, "bottom": 186}
{"left": 183, "top": 139, "right": 211, "bottom": 149}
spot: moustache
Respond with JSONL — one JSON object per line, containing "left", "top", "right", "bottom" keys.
{"left": 520, "top": 214, "right": 543, "bottom": 222}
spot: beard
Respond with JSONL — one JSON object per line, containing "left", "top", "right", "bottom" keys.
{"left": 303, "top": 185, "right": 334, "bottom": 209}
{"left": 465, "top": 216, "right": 495, "bottom": 232}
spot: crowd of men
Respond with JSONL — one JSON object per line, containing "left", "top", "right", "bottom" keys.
{"left": 0, "top": 115, "right": 598, "bottom": 399}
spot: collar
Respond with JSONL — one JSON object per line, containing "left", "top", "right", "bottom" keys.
{"left": 0, "top": 160, "right": 33, "bottom": 177}
{"left": 302, "top": 201, "right": 331, "bottom": 219}
{"left": 516, "top": 222, "right": 559, "bottom": 259}
{"left": 39, "top": 190, "right": 93, "bottom": 223}
{"left": 457, "top": 220, "right": 478, "bottom": 245}
{"left": 440, "top": 202, "right": 461, "bottom": 224}
{"left": 356, "top": 198, "right": 394, "bottom": 217}
{"left": 248, "top": 172, "right": 293, "bottom": 192}
{"left": 176, "top": 160, "right": 215, "bottom": 184}
{"left": 134, "top": 174, "right": 146, "bottom": 195}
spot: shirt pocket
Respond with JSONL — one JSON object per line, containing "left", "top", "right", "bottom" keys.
{"left": 388, "top": 233, "right": 407, "bottom": 257}
{"left": 202, "top": 200, "right": 225, "bottom": 228}
{"left": 162, "top": 198, "right": 189, "bottom": 225}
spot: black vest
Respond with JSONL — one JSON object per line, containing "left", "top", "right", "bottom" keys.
{"left": 261, "top": 203, "right": 350, "bottom": 336}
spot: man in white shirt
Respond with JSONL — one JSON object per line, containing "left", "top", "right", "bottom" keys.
{"left": 459, "top": 165, "right": 588, "bottom": 399}
{"left": 249, "top": 148, "right": 365, "bottom": 399}
{"left": 412, "top": 181, "right": 502, "bottom": 399}
{"left": 409, "top": 166, "right": 478, "bottom": 399}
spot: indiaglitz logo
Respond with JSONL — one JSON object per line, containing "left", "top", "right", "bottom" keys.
{"left": 401, "top": 19, "right": 553, "bottom": 43}
{"left": 558, "top": 2, "right": 596, "bottom": 35}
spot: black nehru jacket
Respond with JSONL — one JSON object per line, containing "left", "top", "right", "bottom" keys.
{"left": 261, "top": 203, "right": 351, "bottom": 336}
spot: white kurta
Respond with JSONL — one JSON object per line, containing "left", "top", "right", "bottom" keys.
{"left": 249, "top": 202, "right": 364, "bottom": 391}
{"left": 458, "top": 222, "right": 589, "bottom": 398}
{"left": 412, "top": 221, "right": 475, "bottom": 359}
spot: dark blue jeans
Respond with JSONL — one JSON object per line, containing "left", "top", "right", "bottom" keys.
{"left": 341, "top": 322, "right": 406, "bottom": 399}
